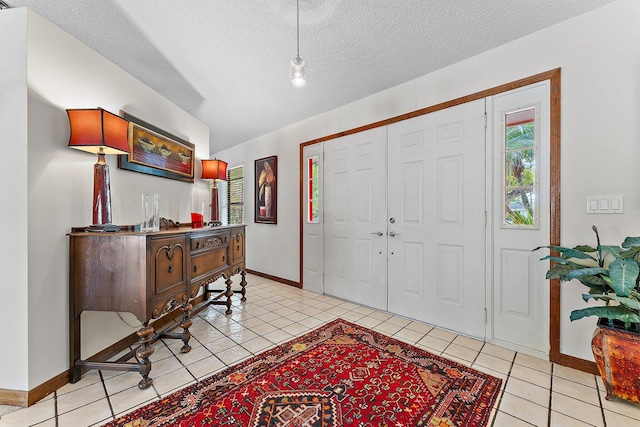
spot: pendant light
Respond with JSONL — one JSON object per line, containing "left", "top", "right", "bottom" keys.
{"left": 290, "top": 0, "right": 307, "bottom": 87}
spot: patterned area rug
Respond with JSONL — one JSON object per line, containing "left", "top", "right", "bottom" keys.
{"left": 104, "top": 319, "right": 502, "bottom": 427}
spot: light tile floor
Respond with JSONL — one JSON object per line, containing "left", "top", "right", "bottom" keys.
{"left": 2, "top": 274, "right": 640, "bottom": 426}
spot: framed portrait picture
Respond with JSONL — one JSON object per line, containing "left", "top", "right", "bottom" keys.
{"left": 255, "top": 155, "right": 277, "bottom": 224}
{"left": 118, "top": 111, "right": 195, "bottom": 183}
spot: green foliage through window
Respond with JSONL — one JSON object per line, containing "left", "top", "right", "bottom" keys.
{"left": 308, "top": 157, "right": 319, "bottom": 222}
{"left": 504, "top": 112, "right": 536, "bottom": 226}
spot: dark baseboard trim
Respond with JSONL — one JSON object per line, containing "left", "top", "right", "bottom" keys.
{"left": 84, "top": 294, "right": 208, "bottom": 365}
{"left": 0, "top": 359, "right": 85, "bottom": 407}
{"left": 28, "top": 370, "right": 69, "bottom": 407}
{"left": 1, "top": 295, "right": 209, "bottom": 407}
{"left": 247, "top": 271, "right": 599, "bottom": 374}
{"left": 6, "top": 274, "right": 595, "bottom": 408}
{"left": 246, "top": 269, "right": 301, "bottom": 288}
{"left": 0, "top": 388, "right": 27, "bottom": 407}
{"left": 555, "top": 352, "right": 598, "bottom": 375}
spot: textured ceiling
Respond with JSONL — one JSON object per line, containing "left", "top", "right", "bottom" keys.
{"left": 7, "top": 0, "right": 617, "bottom": 153}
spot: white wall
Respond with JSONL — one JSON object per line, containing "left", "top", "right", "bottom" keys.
{"left": 0, "top": 8, "right": 210, "bottom": 391}
{"left": 2, "top": 0, "right": 638, "bottom": 393}
{"left": 0, "top": 8, "right": 30, "bottom": 392}
{"left": 215, "top": 0, "right": 640, "bottom": 362}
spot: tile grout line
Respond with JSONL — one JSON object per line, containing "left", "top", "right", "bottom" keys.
{"left": 54, "top": 389, "right": 59, "bottom": 427}
{"left": 469, "top": 340, "right": 483, "bottom": 366}
{"left": 20, "top": 282, "right": 636, "bottom": 425}
{"left": 489, "top": 349, "right": 518, "bottom": 427}
{"left": 99, "top": 370, "right": 115, "bottom": 424}
{"left": 595, "top": 375, "right": 607, "bottom": 427}
{"left": 547, "top": 368, "right": 613, "bottom": 426}
{"left": 547, "top": 363, "right": 553, "bottom": 427}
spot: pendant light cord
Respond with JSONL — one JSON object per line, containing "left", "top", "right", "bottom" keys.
{"left": 296, "top": 0, "right": 300, "bottom": 58}
{"left": 290, "top": 0, "right": 306, "bottom": 87}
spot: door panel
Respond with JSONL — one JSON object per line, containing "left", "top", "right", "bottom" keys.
{"left": 302, "top": 143, "right": 323, "bottom": 294}
{"left": 323, "top": 127, "right": 387, "bottom": 309}
{"left": 490, "top": 82, "right": 550, "bottom": 356}
{"left": 500, "top": 249, "right": 536, "bottom": 316}
{"left": 439, "top": 155, "right": 463, "bottom": 223}
{"left": 438, "top": 244, "right": 463, "bottom": 303}
{"left": 387, "top": 99, "right": 486, "bottom": 339}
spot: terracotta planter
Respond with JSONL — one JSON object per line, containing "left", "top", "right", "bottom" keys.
{"left": 591, "top": 318, "right": 640, "bottom": 404}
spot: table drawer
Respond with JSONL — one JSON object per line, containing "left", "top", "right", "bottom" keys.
{"left": 149, "top": 236, "right": 187, "bottom": 301}
{"left": 230, "top": 228, "right": 245, "bottom": 263}
{"left": 191, "top": 231, "right": 230, "bottom": 252}
{"left": 191, "top": 247, "right": 229, "bottom": 282}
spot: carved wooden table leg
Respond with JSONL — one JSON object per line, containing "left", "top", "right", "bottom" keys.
{"left": 224, "top": 276, "right": 234, "bottom": 315}
{"left": 136, "top": 322, "right": 155, "bottom": 389}
{"left": 179, "top": 302, "right": 193, "bottom": 353}
{"left": 240, "top": 269, "right": 247, "bottom": 302}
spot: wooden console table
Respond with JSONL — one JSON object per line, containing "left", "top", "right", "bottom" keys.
{"left": 68, "top": 225, "right": 246, "bottom": 388}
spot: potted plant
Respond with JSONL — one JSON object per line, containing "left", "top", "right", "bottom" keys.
{"left": 534, "top": 226, "right": 640, "bottom": 404}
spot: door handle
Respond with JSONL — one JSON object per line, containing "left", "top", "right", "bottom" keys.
{"left": 370, "top": 231, "right": 384, "bottom": 237}
{"left": 388, "top": 231, "right": 401, "bottom": 237}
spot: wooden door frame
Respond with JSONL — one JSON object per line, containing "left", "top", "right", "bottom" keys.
{"left": 298, "top": 68, "right": 594, "bottom": 373}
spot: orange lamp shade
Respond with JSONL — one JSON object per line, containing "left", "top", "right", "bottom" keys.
{"left": 201, "top": 159, "right": 228, "bottom": 181}
{"left": 66, "top": 107, "right": 129, "bottom": 226}
{"left": 67, "top": 108, "right": 130, "bottom": 155}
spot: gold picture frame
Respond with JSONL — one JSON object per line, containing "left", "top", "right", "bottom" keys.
{"left": 118, "top": 111, "right": 195, "bottom": 183}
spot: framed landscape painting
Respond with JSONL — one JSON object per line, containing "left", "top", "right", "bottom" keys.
{"left": 255, "top": 155, "right": 277, "bottom": 224}
{"left": 118, "top": 111, "right": 195, "bottom": 183}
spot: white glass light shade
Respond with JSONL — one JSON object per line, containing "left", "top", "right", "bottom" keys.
{"left": 290, "top": 56, "right": 307, "bottom": 88}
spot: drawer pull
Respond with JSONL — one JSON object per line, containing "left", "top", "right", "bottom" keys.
{"left": 168, "top": 264, "right": 174, "bottom": 273}
{"left": 194, "top": 264, "right": 199, "bottom": 273}
{"left": 196, "top": 241, "right": 200, "bottom": 249}
{"left": 222, "top": 255, "right": 225, "bottom": 262}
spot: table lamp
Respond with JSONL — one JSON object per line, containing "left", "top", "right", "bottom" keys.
{"left": 201, "top": 159, "right": 228, "bottom": 226}
{"left": 67, "top": 108, "right": 130, "bottom": 229}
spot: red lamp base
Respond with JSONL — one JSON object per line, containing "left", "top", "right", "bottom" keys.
{"left": 209, "top": 184, "right": 221, "bottom": 226}
{"left": 93, "top": 153, "right": 112, "bottom": 226}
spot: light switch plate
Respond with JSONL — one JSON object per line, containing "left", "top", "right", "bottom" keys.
{"left": 587, "top": 195, "right": 623, "bottom": 214}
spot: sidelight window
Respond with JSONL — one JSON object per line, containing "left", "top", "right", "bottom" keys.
{"left": 227, "top": 165, "right": 244, "bottom": 224}
{"left": 503, "top": 107, "right": 537, "bottom": 228}
{"left": 308, "top": 156, "right": 319, "bottom": 223}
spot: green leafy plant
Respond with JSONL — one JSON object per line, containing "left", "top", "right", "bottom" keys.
{"left": 533, "top": 225, "right": 640, "bottom": 332}
{"left": 506, "top": 209, "right": 533, "bottom": 225}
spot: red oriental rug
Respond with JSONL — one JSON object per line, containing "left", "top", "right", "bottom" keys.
{"left": 104, "top": 319, "right": 502, "bottom": 427}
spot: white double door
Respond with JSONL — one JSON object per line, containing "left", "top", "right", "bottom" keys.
{"left": 323, "top": 99, "right": 487, "bottom": 338}
{"left": 311, "top": 83, "right": 550, "bottom": 352}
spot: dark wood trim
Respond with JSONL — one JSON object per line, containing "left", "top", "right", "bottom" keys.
{"left": 300, "top": 69, "right": 562, "bottom": 150}
{"left": 299, "top": 69, "right": 563, "bottom": 287}
{"left": 86, "top": 298, "right": 205, "bottom": 361}
{"left": 0, "top": 294, "right": 209, "bottom": 408}
{"left": 299, "top": 142, "right": 305, "bottom": 291}
{"left": 548, "top": 69, "right": 563, "bottom": 364}
{"left": 543, "top": 69, "right": 595, "bottom": 373}
{"left": 557, "top": 354, "right": 598, "bottom": 375}
{"left": 0, "top": 388, "right": 27, "bottom": 407}
{"left": 298, "top": 68, "right": 595, "bottom": 373}
{"left": 246, "top": 269, "right": 301, "bottom": 288}
{"left": 81, "top": 294, "right": 215, "bottom": 375}
{"left": 27, "top": 370, "right": 68, "bottom": 407}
